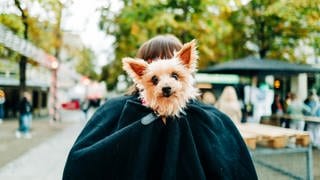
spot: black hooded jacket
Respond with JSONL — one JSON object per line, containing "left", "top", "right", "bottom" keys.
{"left": 63, "top": 95, "right": 257, "bottom": 180}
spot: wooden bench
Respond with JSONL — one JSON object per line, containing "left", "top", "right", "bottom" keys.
{"left": 236, "top": 123, "right": 310, "bottom": 150}
{"left": 263, "top": 114, "right": 320, "bottom": 124}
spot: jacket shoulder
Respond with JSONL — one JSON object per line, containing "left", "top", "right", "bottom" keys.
{"left": 187, "top": 100, "right": 239, "bottom": 132}
{"left": 82, "top": 95, "right": 138, "bottom": 130}
{"left": 72, "top": 95, "right": 138, "bottom": 147}
{"left": 102, "top": 95, "right": 138, "bottom": 107}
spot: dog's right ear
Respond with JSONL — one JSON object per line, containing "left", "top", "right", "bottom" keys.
{"left": 175, "top": 39, "right": 198, "bottom": 72}
{"left": 122, "top": 57, "right": 148, "bottom": 81}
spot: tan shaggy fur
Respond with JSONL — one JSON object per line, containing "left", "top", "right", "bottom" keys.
{"left": 122, "top": 40, "right": 199, "bottom": 117}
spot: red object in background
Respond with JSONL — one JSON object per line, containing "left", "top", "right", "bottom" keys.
{"left": 61, "top": 100, "right": 80, "bottom": 110}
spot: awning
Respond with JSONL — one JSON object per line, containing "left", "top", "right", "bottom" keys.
{"left": 199, "top": 56, "right": 320, "bottom": 76}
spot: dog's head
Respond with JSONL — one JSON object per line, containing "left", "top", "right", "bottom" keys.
{"left": 122, "top": 40, "right": 199, "bottom": 117}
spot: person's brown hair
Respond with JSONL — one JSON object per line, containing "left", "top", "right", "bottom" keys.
{"left": 136, "top": 34, "right": 183, "bottom": 61}
{"left": 127, "top": 34, "right": 183, "bottom": 95}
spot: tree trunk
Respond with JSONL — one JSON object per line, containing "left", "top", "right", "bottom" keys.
{"left": 14, "top": 0, "right": 28, "bottom": 98}
{"left": 259, "top": 48, "right": 267, "bottom": 58}
{"left": 19, "top": 56, "right": 27, "bottom": 96}
{"left": 51, "top": 1, "right": 63, "bottom": 121}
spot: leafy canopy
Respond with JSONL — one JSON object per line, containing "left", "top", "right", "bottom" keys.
{"left": 99, "top": 0, "right": 320, "bottom": 90}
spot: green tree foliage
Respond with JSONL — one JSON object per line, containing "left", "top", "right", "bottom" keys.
{"left": 100, "top": 0, "right": 320, "bottom": 90}
{"left": 228, "top": 0, "right": 320, "bottom": 62}
{"left": 75, "top": 48, "right": 98, "bottom": 80}
{"left": 99, "top": 0, "right": 232, "bottom": 90}
{"left": 0, "top": 0, "right": 69, "bottom": 95}
{"left": 1, "top": 0, "right": 98, "bottom": 81}
{"left": 0, "top": 1, "right": 64, "bottom": 60}
{"left": 0, "top": 14, "right": 24, "bottom": 61}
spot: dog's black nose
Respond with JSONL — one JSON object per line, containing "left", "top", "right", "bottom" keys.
{"left": 162, "top": 87, "right": 172, "bottom": 97}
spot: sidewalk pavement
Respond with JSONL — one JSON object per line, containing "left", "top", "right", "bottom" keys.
{"left": 0, "top": 110, "right": 86, "bottom": 180}
{"left": 0, "top": 110, "right": 319, "bottom": 179}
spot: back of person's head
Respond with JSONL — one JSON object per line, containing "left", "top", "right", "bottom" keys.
{"left": 219, "top": 86, "right": 239, "bottom": 102}
{"left": 202, "top": 91, "right": 216, "bottom": 105}
{"left": 274, "top": 94, "right": 281, "bottom": 101}
{"left": 127, "top": 34, "right": 183, "bottom": 94}
{"left": 136, "top": 34, "right": 183, "bottom": 62}
{"left": 286, "top": 92, "right": 292, "bottom": 100}
{"left": 23, "top": 92, "right": 31, "bottom": 102}
{"left": 291, "top": 93, "right": 297, "bottom": 100}
{"left": 311, "top": 88, "right": 317, "bottom": 95}
{"left": 308, "top": 89, "right": 318, "bottom": 96}
{"left": 308, "top": 89, "right": 319, "bottom": 102}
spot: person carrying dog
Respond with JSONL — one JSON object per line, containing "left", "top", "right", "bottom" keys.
{"left": 63, "top": 35, "right": 257, "bottom": 180}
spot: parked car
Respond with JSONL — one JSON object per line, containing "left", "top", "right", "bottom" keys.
{"left": 61, "top": 99, "right": 80, "bottom": 110}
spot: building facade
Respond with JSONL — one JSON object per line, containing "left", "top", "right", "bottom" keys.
{"left": 0, "top": 58, "right": 50, "bottom": 118}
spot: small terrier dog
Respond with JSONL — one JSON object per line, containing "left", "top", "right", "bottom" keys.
{"left": 122, "top": 40, "right": 199, "bottom": 119}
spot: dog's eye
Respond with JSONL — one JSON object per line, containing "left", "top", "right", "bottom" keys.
{"left": 151, "top": 76, "right": 159, "bottom": 85}
{"left": 171, "top": 72, "right": 179, "bottom": 80}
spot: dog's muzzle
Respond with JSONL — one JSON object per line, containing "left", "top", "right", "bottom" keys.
{"left": 162, "top": 86, "right": 172, "bottom": 97}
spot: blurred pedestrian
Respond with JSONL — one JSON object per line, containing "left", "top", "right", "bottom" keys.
{"left": 216, "top": 86, "right": 242, "bottom": 124}
{"left": 87, "top": 98, "right": 101, "bottom": 120}
{"left": 271, "top": 94, "right": 284, "bottom": 115}
{"left": 284, "top": 92, "right": 293, "bottom": 110}
{"left": 271, "top": 94, "right": 286, "bottom": 127}
{"left": 281, "top": 92, "right": 293, "bottom": 128}
{"left": 0, "top": 89, "right": 5, "bottom": 124}
{"left": 304, "top": 89, "right": 320, "bottom": 148}
{"left": 16, "top": 92, "right": 33, "bottom": 139}
{"left": 304, "top": 89, "right": 320, "bottom": 115}
{"left": 287, "top": 93, "right": 310, "bottom": 131}
{"left": 200, "top": 91, "right": 216, "bottom": 106}
{"left": 80, "top": 99, "right": 90, "bottom": 120}
{"left": 63, "top": 35, "right": 257, "bottom": 179}
{"left": 81, "top": 98, "right": 101, "bottom": 121}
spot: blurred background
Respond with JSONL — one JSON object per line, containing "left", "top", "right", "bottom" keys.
{"left": 0, "top": 0, "right": 320, "bottom": 179}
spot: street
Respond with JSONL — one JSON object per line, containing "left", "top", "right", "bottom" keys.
{"left": 0, "top": 110, "right": 85, "bottom": 180}
{"left": 0, "top": 110, "right": 319, "bottom": 179}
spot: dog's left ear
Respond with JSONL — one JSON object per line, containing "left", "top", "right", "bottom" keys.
{"left": 175, "top": 39, "right": 198, "bottom": 71}
{"left": 122, "top": 57, "right": 148, "bottom": 81}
